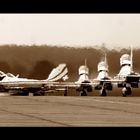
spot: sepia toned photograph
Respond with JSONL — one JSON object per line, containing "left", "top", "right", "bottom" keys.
{"left": 0, "top": 14, "right": 140, "bottom": 126}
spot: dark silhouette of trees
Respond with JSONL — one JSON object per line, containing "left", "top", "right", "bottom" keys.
{"left": 0, "top": 61, "right": 11, "bottom": 73}
{"left": 28, "top": 60, "right": 55, "bottom": 79}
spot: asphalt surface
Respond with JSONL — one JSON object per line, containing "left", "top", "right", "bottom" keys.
{"left": 0, "top": 95, "right": 140, "bottom": 126}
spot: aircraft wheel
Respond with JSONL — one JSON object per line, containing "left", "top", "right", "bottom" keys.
{"left": 122, "top": 87, "right": 132, "bottom": 97}
{"left": 122, "top": 87, "right": 127, "bottom": 97}
{"left": 122, "top": 93, "right": 126, "bottom": 97}
{"left": 100, "top": 89, "right": 107, "bottom": 96}
{"left": 29, "top": 92, "right": 34, "bottom": 96}
{"left": 126, "top": 87, "right": 132, "bottom": 95}
{"left": 80, "top": 90, "right": 87, "bottom": 96}
{"left": 64, "top": 91, "right": 67, "bottom": 96}
{"left": 64, "top": 87, "right": 68, "bottom": 96}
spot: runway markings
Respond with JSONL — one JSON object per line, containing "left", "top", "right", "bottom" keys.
{"left": 71, "top": 96, "right": 140, "bottom": 106}
{"left": 0, "top": 100, "right": 72, "bottom": 126}
{"left": 0, "top": 96, "right": 140, "bottom": 126}
{"left": 26, "top": 97, "right": 140, "bottom": 115}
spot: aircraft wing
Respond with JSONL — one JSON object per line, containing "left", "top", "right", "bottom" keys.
{"left": 1, "top": 74, "right": 140, "bottom": 95}
{"left": 1, "top": 75, "right": 140, "bottom": 89}
{"left": 0, "top": 63, "right": 70, "bottom": 89}
{"left": 0, "top": 80, "right": 85, "bottom": 89}
{"left": 93, "top": 79, "right": 124, "bottom": 83}
{"left": 0, "top": 80, "right": 82, "bottom": 96}
{"left": 0, "top": 80, "right": 103, "bottom": 92}
{"left": 93, "top": 74, "right": 140, "bottom": 84}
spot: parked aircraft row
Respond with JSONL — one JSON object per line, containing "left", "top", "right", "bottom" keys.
{"left": 0, "top": 46, "right": 139, "bottom": 97}
{"left": 75, "top": 46, "right": 140, "bottom": 96}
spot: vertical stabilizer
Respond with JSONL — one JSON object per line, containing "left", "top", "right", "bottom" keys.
{"left": 104, "top": 53, "right": 107, "bottom": 66}
{"left": 85, "top": 58, "right": 87, "bottom": 80}
{"left": 85, "top": 58, "right": 87, "bottom": 67}
{"left": 47, "top": 64, "right": 68, "bottom": 82}
{"left": 104, "top": 53, "right": 108, "bottom": 71}
{"left": 130, "top": 45, "right": 133, "bottom": 73}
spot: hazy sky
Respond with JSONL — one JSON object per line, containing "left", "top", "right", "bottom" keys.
{"left": 0, "top": 14, "right": 140, "bottom": 48}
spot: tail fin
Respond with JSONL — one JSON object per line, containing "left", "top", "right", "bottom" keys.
{"left": 85, "top": 58, "right": 87, "bottom": 67}
{"left": 104, "top": 53, "right": 107, "bottom": 65}
{"left": 0, "top": 71, "right": 6, "bottom": 81}
{"left": 46, "top": 64, "right": 68, "bottom": 82}
{"left": 16, "top": 74, "right": 19, "bottom": 78}
{"left": 130, "top": 45, "right": 133, "bottom": 73}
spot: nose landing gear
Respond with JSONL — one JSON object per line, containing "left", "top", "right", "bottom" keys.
{"left": 80, "top": 90, "right": 87, "bottom": 96}
{"left": 122, "top": 87, "right": 132, "bottom": 97}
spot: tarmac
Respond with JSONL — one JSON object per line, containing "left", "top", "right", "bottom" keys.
{"left": 0, "top": 94, "right": 140, "bottom": 127}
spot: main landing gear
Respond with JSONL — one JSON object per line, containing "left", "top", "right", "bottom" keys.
{"left": 64, "top": 87, "right": 68, "bottom": 96}
{"left": 122, "top": 87, "right": 132, "bottom": 97}
{"left": 100, "top": 88, "right": 107, "bottom": 96}
{"left": 79, "top": 90, "right": 87, "bottom": 96}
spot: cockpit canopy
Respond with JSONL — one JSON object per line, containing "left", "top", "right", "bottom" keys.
{"left": 79, "top": 65, "right": 89, "bottom": 75}
{"left": 120, "top": 54, "right": 131, "bottom": 66}
{"left": 98, "top": 61, "right": 108, "bottom": 72}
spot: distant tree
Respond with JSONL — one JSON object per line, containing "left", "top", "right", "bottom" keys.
{"left": 28, "top": 60, "right": 55, "bottom": 80}
{"left": 0, "top": 61, "right": 11, "bottom": 73}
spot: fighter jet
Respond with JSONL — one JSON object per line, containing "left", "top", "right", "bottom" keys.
{"left": 0, "top": 63, "right": 69, "bottom": 96}
{"left": 75, "top": 59, "right": 92, "bottom": 96}
{"left": 48, "top": 59, "right": 93, "bottom": 96}
{"left": 0, "top": 61, "right": 93, "bottom": 96}
{"left": 93, "top": 54, "right": 113, "bottom": 96}
{"left": 92, "top": 46, "right": 140, "bottom": 97}
{"left": 114, "top": 46, "right": 140, "bottom": 96}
